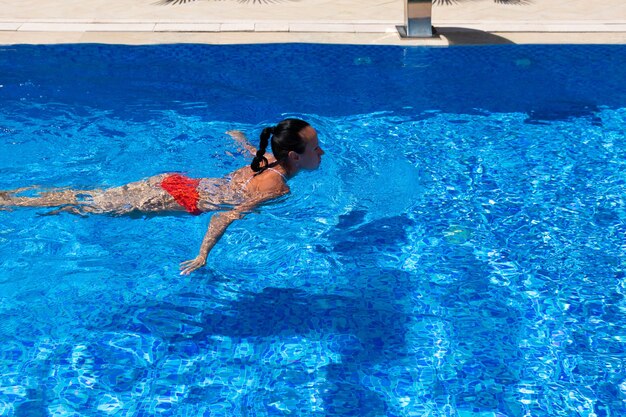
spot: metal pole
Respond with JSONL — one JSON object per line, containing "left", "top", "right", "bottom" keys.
{"left": 400, "top": 0, "right": 433, "bottom": 38}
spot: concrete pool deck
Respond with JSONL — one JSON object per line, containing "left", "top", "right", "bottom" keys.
{"left": 0, "top": 0, "right": 625, "bottom": 45}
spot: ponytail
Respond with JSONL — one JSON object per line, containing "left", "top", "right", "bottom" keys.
{"left": 251, "top": 126, "right": 273, "bottom": 172}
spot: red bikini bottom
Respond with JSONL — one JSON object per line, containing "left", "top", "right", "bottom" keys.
{"left": 161, "top": 174, "right": 202, "bottom": 215}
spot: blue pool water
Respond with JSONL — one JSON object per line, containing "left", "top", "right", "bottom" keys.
{"left": 0, "top": 44, "right": 625, "bottom": 416}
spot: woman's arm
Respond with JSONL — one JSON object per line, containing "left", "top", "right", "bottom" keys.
{"left": 226, "top": 130, "right": 257, "bottom": 157}
{"left": 179, "top": 190, "right": 287, "bottom": 275}
{"left": 179, "top": 209, "right": 243, "bottom": 275}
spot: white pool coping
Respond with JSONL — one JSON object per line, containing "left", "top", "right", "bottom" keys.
{"left": 0, "top": 0, "right": 625, "bottom": 45}
{"left": 3, "top": 21, "right": 626, "bottom": 33}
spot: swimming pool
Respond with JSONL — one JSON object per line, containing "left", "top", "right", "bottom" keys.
{"left": 0, "top": 43, "right": 625, "bottom": 416}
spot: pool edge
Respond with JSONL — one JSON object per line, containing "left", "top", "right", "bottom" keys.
{"left": 0, "top": 30, "right": 625, "bottom": 46}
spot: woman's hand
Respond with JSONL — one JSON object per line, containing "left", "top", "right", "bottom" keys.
{"left": 179, "top": 255, "right": 207, "bottom": 275}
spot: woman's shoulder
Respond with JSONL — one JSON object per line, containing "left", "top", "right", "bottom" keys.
{"left": 251, "top": 170, "right": 289, "bottom": 196}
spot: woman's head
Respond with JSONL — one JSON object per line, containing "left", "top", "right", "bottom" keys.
{"left": 251, "top": 118, "right": 324, "bottom": 173}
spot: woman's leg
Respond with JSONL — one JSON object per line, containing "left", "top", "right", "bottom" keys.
{"left": 0, "top": 175, "right": 184, "bottom": 215}
{"left": 88, "top": 174, "right": 186, "bottom": 214}
{"left": 0, "top": 187, "right": 82, "bottom": 208}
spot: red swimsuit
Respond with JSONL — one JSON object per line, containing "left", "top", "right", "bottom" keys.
{"left": 160, "top": 174, "right": 202, "bottom": 215}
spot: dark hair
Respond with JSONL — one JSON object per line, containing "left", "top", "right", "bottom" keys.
{"left": 251, "top": 118, "right": 310, "bottom": 172}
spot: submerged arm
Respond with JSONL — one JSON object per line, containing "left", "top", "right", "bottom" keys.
{"left": 179, "top": 190, "right": 287, "bottom": 275}
{"left": 226, "top": 130, "right": 257, "bottom": 157}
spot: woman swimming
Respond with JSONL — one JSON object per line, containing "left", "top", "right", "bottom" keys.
{"left": 0, "top": 118, "right": 324, "bottom": 275}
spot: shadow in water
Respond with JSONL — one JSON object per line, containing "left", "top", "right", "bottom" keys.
{"left": 100, "top": 203, "right": 417, "bottom": 416}
{"left": 329, "top": 212, "right": 415, "bottom": 257}
{"left": 524, "top": 103, "right": 603, "bottom": 125}
{"left": 120, "top": 281, "right": 410, "bottom": 414}
{"left": 13, "top": 389, "right": 47, "bottom": 417}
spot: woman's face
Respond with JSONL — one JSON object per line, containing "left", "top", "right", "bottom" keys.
{"left": 296, "top": 126, "right": 325, "bottom": 170}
